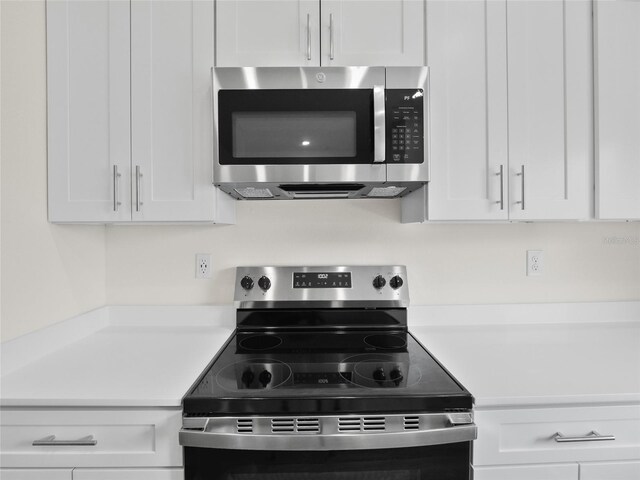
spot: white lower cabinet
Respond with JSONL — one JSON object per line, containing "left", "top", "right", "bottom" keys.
{"left": 580, "top": 461, "right": 640, "bottom": 480}
{"left": 72, "top": 469, "right": 183, "bottom": 480}
{"left": 473, "top": 404, "right": 640, "bottom": 480}
{"left": 473, "top": 463, "right": 578, "bottom": 480}
{"left": 0, "top": 408, "right": 182, "bottom": 469}
{"left": 0, "top": 470, "right": 73, "bottom": 480}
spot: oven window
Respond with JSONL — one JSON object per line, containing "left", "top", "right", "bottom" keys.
{"left": 217, "top": 89, "right": 374, "bottom": 165}
{"left": 232, "top": 111, "right": 357, "bottom": 159}
{"left": 185, "top": 443, "right": 471, "bottom": 480}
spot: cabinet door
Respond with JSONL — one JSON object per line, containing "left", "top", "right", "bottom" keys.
{"left": 321, "top": 0, "right": 424, "bottom": 66}
{"left": 73, "top": 469, "right": 183, "bottom": 480}
{"left": 425, "top": 0, "right": 508, "bottom": 221}
{"left": 216, "top": 0, "right": 320, "bottom": 66}
{"left": 594, "top": 0, "right": 640, "bottom": 220}
{"left": 47, "top": 0, "right": 131, "bottom": 222}
{"left": 1, "top": 470, "right": 72, "bottom": 480}
{"left": 506, "top": 0, "right": 592, "bottom": 221}
{"left": 580, "top": 461, "right": 640, "bottom": 480}
{"left": 473, "top": 464, "right": 578, "bottom": 480}
{"left": 131, "top": 0, "right": 231, "bottom": 222}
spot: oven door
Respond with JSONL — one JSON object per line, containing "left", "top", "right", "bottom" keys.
{"left": 212, "top": 67, "right": 386, "bottom": 186}
{"left": 181, "top": 413, "right": 475, "bottom": 479}
{"left": 184, "top": 443, "right": 472, "bottom": 480}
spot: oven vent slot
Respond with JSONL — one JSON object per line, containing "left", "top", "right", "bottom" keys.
{"left": 236, "top": 418, "right": 254, "bottom": 433}
{"left": 271, "top": 417, "right": 320, "bottom": 433}
{"left": 338, "top": 416, "right": 386, "bottom": 432}
{"left": 403, "top": 416, "right": 420, "bottom": 430}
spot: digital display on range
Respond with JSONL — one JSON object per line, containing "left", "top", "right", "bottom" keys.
{"left": 293, "top": 272, "right": 352, "bottom": 288}
{"left": 294, "top": 372, "right": 352, "bottom": 385}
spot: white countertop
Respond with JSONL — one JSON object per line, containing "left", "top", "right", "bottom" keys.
{"left": 0, "top": 306, "right": 235, "bottom": 407}
{"left": 1, "top": 302, "right": 639, "bottom": 409}
{"left": 409, "top": 302, "right": 640, "bottom": 408}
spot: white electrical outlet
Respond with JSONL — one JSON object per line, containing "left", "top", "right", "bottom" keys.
{"left": 195, "top": 254, "right": 212, "bottom": 279}
{"left": 527, "top": 250, "right": 544, "bottom": 276}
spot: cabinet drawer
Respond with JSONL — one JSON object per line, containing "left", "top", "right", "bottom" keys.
{"left": 580, "top": 461, "right": 640, "bottom": 480}
{"left": 473, "top": 463, "right": 578, "bottom": 480}
{"left": 0, "top": 469, "right": 72, "bottom": 480}
{"left": 0, "top": 409, "right": 182, "bottom": 468}
{"left": 73, "top": 468, "right": 183, "bottom": 480}
{"left": 474, "top": 405, "right": 640, "bottom": 466}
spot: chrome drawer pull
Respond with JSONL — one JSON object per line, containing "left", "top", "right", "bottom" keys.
{"left": 33, "top": 434, "right": 97, "bottom": 446}
{"left": 553, "top": 431, "right": 615, "bottom": 443}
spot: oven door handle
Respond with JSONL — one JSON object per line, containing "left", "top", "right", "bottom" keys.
{"left": 179, "top": 418, "right": 477, "bottom": 451}
{"left": 373, "top": 85, "right": 386, "bottom": 163}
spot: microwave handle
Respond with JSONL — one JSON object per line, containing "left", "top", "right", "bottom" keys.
{"left": 373, "top": 85, "right": 386, "bottom": 163}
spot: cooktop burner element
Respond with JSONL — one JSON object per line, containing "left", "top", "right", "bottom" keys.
{"left": 183, "top": 266, "right": 474, "bottom": 417}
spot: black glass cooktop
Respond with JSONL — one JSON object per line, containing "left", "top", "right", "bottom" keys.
{"left": 183, "top": 329, "right": 473, "bottom": 416}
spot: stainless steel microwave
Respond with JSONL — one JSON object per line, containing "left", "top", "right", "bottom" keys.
{"left": 212, "top": 66, "right": 429, "bottom": 200}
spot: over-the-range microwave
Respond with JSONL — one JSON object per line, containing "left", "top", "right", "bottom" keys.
{"left": 212, "top": 66, "right": 429, "bottom": 200}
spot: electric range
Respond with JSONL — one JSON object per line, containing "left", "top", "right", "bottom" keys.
{"left": 180, "top": 266, "right": 476, "bottom": 480}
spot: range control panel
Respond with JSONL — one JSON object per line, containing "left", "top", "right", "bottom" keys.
{"left": 386, "top": 89, "right": 424, "bottom": 164}
{"left": 234, "top": 266, "right": 409, "bottom": 307}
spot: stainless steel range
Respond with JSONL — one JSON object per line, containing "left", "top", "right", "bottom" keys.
{"left": 180, "top": 266, "right": 476, "bottom": 479}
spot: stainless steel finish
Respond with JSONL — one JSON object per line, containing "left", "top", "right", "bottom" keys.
{"left": 212, "top": 66, "right": 384, "bottom": 91}
{"left": 496, "top": 164, "right": 504, "bottom": 210}
{"left": 553, "top": 431, "right": 615, "bottom": 443}
{"left": 385, "top": 67, "right": 430, "bottom": 183}
{"left": 329, "top": 14, "right": 335, "bottom": 61}
{"left": 180, "top": 413, "right": 477, "bottom": 451}
{"left": 135, "top": 165, "right": 143, "bottom": 212}
{"left": 373, "top": 85, "right": 386, "bottom": 163}
{"left": 234, "top": 265, "right": 409, "bottom": 309}
{"left": 306, "top": 14, "right": 311, "bottom": 61}
{"left": 112, "top": 165, "right": 121, "bottom": 212}
{"left": 33, "top": 435, "right": 97, "bottom": 446}
{"left": 516, "top": 165, "right": 525, "bottom": 210}
{"left": 234, "top": 265, "right": 409, "bottom": 308}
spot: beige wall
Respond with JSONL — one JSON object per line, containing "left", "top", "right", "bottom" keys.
{"left": 2, "top": 1, "right": 639, "bottom": 343}
{"left": 105, "top": 203, "right": 640, "bottom": 306}
{"left": 1, "top": 1, "right": 106, "bottom": 342}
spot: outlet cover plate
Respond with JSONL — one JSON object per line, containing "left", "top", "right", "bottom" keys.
{"left": 527, "top": 250, "right": 544, "bottom": 276}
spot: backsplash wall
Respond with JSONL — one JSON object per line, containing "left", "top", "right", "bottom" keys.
{"left": 105, "top": 201, "right": 640, "bottom": 306}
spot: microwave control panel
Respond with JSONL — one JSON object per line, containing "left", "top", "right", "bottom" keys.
{"left": 385, "top": 89, "right": 424, "bottom": 164}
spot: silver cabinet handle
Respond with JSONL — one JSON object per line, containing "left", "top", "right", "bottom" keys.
{"left": 112, "top": 165, "right": 122, "bottom": 212}
{"left": 515, "top": 165, "right": 525, "bottom": 210}
{"left": 329, "top": 13, "right": 335, "bottom": 60}
{"left": 306, "top": 14, "right": 311, "bottom": 61}
{"left": 373, "top": 85, "right": 386, "bottom": 163}
{"left": 553, "top": 431, "right": 615, "bottom": 443}
{"left": 135, "top": 165, "right": 143, "bottom": 212}
{"left": 495, "top": 164, "right": 504, "bottom": 210}
{"left": 33, "top": 435, "right": 97, "bottom": 446}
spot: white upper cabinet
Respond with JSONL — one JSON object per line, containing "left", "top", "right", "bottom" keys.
{"left": 594, "top": 0, "right": 640, "bottom": 221}
{"left": 47, "top": 0, "right": 131, "bottom": 222}
{"left": 131, "top": 0, "right": 232, "bottom": 222}
{"left": 216, "top": 0, "right": 320, "bottom": 67}
{"left": 320, "top": 0, "right": 425, "bottom": 66}
{"left": 47, "top": 0, "right": 235, "bottom": 223}
{"left": 506, "top": 0, "right": 593, "bottom": 221}
{"left": 425, "top": 0, "right": 508, "bottom": 221}
{"left": 422, "top": 0, "right": 592, "bottom": 222}
{"left": 216, "top": 0, "right": 425, "bottom": 67}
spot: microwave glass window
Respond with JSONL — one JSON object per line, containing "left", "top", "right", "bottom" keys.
{"left": 232, "top": 112, "right": 357, "bottom": 159}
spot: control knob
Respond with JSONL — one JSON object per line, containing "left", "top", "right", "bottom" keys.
{"left": 390, "top": 275, "right": 404, "bottom": 290}
{"left": 373, "top": 367, "right": 386, "bottom": 386}
{"left": 390, "top": 368, "right": 403, "bottom": 386}
{"left": 241, "top": 369, "right": 255, "bottom": 388}
{"left": 259, "top": 370, "right": 272, "bottom": 388}
{"left": 372, "top": 275, "right": 386, "bottom": 289}
{"left": 258, "top": 276, "right": 271, "bottom": 291}
{"left": 240, "top": 276, "right": 254, "bottom": 290}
